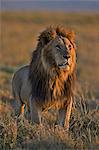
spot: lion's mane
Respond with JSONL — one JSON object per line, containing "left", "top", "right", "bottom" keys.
{"left": 29, "top": 26, "right": 76, "bottom": 109}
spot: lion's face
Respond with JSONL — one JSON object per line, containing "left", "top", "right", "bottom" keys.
{"left": 41, "top": 35, "right": 75, "bottom": 72}
{"left": 52, "top": 36, "right": 73, "bottom": 70}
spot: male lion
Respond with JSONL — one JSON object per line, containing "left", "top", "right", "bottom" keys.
{"left": 12, "top": 26, "right": 76, "bottom": 130}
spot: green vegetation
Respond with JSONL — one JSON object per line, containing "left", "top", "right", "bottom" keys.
{"left": 0, "top": 11, "right": 99, "bottom": 149}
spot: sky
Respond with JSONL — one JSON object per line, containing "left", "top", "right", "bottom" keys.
{"left": 1, "top": 0, "right": 99, "bottom": 11}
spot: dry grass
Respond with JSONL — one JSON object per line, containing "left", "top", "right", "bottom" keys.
{"left": 0, "top": 11, "right": 99, "bottom": 149}
{"left": 0, "top": 89, "right": 98, "bottom": 150}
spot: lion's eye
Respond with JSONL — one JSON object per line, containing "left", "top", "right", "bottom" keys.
{"left": 56, "top": 45, "right": 61, "bottom": 49}
{"left": 68, "top": 44, "right": 72, "bottom": 50}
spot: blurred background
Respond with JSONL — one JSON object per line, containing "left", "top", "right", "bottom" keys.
{"left": 0, "top": 1, "right": 99, "bottom": 149}
{"left": 0, "top": 0, "right": 99, "bottom": 97}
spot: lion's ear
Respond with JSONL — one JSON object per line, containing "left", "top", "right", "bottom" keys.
{"left": 67, "top": 31, "right": 76, "bottom": 49}
{"left": 38, "top": 27, "right": 56, "bottom": 47}
{"left": 67, "top": 30, "right": 75, "bottom": 43}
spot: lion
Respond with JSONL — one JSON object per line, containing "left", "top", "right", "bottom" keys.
{"left": 12, "top": 26, "right": 76, "bottom": 130}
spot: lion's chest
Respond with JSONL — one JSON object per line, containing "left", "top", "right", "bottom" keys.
{"left": 32, "top": 75, "right": 72, "bottom": 109}
{"left": 39, "top": 82, "right": 68, "bottom": 110}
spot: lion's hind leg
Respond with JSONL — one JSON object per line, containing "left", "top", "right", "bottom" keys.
{"left": 13, "top": 92, "right": 26, "bottom": 118}
{"left": 13, "top": 97, "right": 23, "bottom": 117}
{"left": 24, "top": 102, "right": 31, "bottom": 121}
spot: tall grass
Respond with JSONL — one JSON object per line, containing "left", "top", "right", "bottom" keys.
{"left": 0, "top": 88, "right": 98, "bottom": 150}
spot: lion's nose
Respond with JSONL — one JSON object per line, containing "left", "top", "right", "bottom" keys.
{"left": 63, "top": 54, "right": 70, "bottom": 59}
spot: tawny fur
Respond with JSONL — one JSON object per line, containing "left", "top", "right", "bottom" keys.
{"left": 12, "top": 26, "right": 76, "bottom": 130}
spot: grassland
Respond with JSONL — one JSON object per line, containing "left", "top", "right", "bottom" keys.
{"left": 0, "top": 11, "right": 99, "bottom": 149}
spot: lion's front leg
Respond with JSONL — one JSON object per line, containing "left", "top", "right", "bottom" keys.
{"left": 57, "top": 108, "right": 66, "bottom": 127}
{"left": 57, "top": 97, "right": 73, "bottom": 131}
{"left": 29, "top": 97, "right": 42, "bottom": 125}
{"left": 64, "top": 97, "right": 73, "bottom": 131}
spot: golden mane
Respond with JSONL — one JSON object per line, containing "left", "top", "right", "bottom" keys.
{"left": 29, "top": 26, "right": 76, "bottom": 109}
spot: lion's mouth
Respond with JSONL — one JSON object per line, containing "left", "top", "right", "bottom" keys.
{"left": 58, "top": 58, "right": 71, "bottom": 69}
